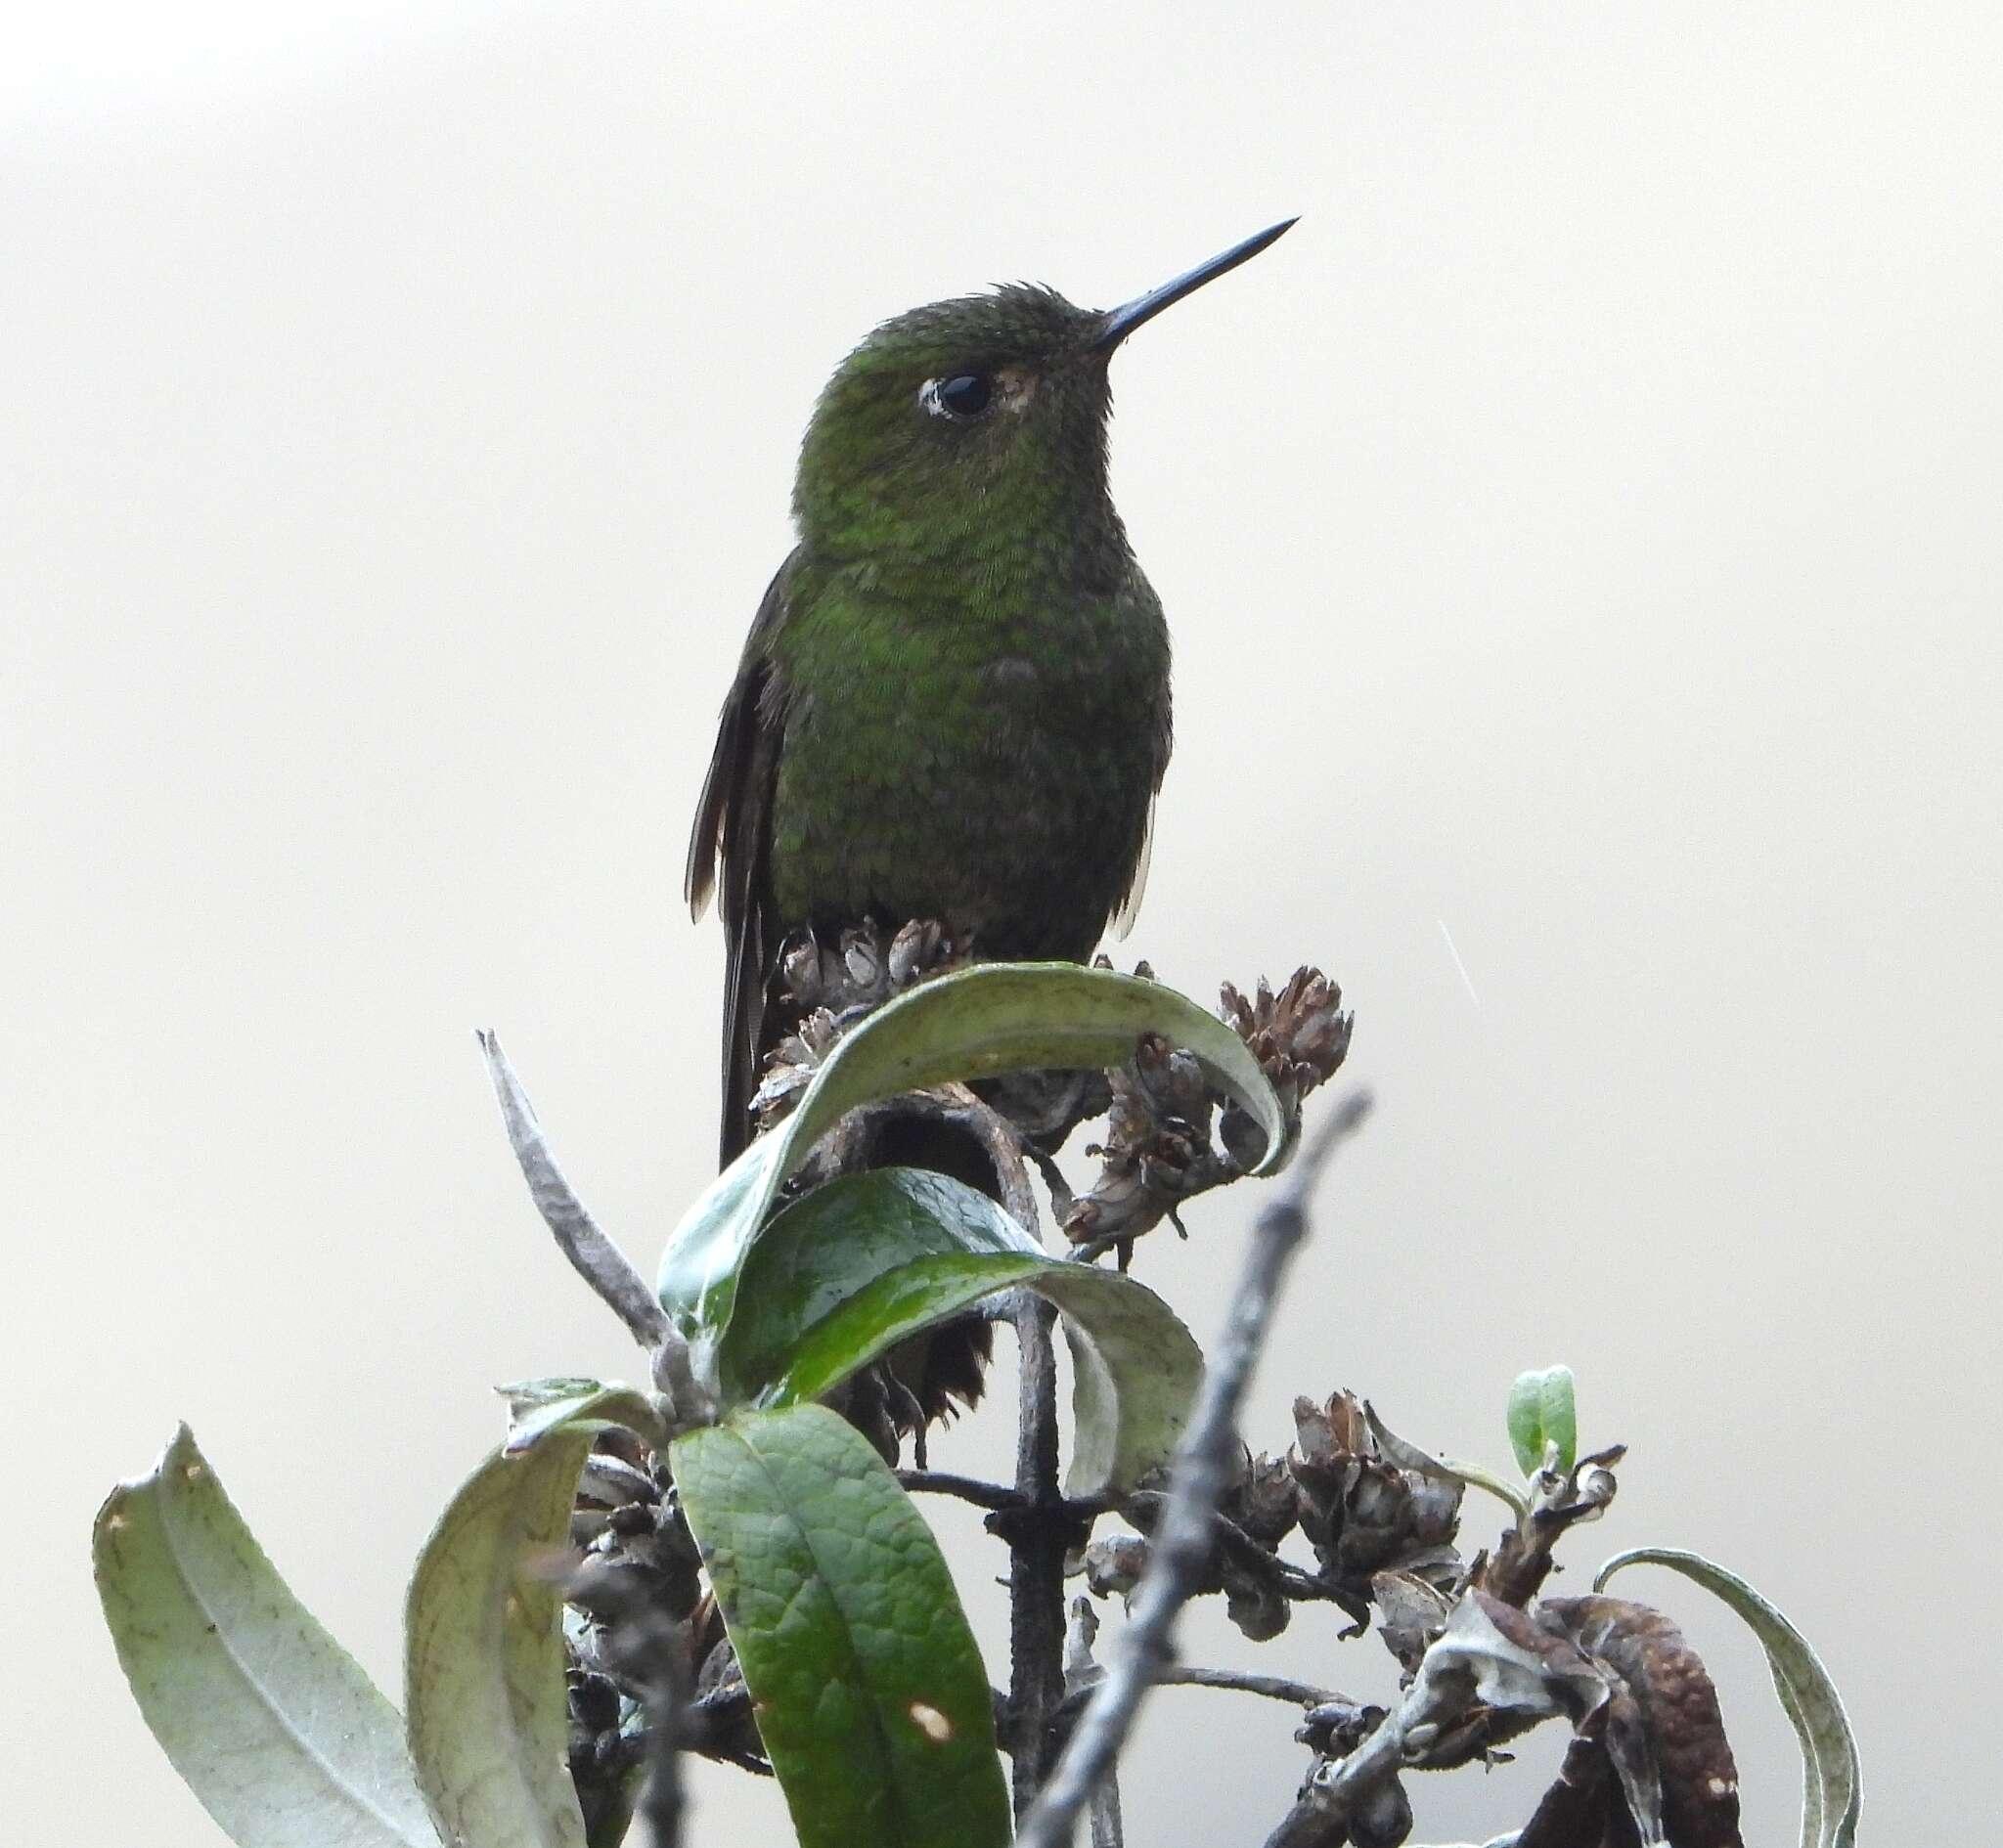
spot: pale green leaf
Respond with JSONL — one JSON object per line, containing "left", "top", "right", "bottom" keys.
{"left": 1039, "top": 1261, "right": 1203, "bottom": 1496}
{"left": 405, "top": 1433, "right": 596, "bottom": 1848}
{"left": 497, "top": 1378, "right": 669, "bottom": 1455}
{"left": 93, "top": 1424, "right": 435, "bottom": 1848}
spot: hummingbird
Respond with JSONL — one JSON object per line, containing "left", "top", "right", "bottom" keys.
{"left": 687, "top": 221, "right": 1296, "bottom": 1170}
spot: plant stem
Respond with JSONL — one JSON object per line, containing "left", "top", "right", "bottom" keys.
{"left": 1006, "top": 1291, "right": 1069, "bottom": 1819}
{"left": 1015, "top": 1091, "right": 1374, "bottom": 1848}
{"left": 895, "top": 1469, "right": 1021, "bottom": 1512}
{"left": 1123, "top": 1490, "right": 1346, "bottom": 1606}
{"left": 633, "top": 1629, "right": 690, "bottom": 1848}
{"left": 1156, "top": 1665, "right": 1348, "bottom": 1707}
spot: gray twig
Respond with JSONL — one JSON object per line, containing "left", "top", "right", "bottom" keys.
{"left": 1259, "top": 1645, "right": 1463, "bottom": 1848}
{"left": 1063, "top": 1600, "right": 1124, "bottom": 1848}
{"left": 1122, "top": 1489, "right": 1348, "bottom": 1605}
{"left": 475, "top": 1030, "right": 673, "bottom": 1353}
{"left": 1156, "top": 1665, "right": 1351, "bottom": 1708}
{"left": 565, "top": 1555, "right": 692, "bottom": 1848}
{"left": 1015, "top": 1090, "right": 1375, "bottom": 1848}
{"left": 633, "top": 1633, "right": 691, "bottom": 1848}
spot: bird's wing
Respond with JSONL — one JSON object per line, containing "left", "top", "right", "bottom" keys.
{"left": 1108, "top": 646, "right": 1174, "bottom": 940}
{"left": 1108, "top": 796, "right": 1154, "bottom": 940}
{"left": 686, "top": 553, "right": 799, "bottom": 1166}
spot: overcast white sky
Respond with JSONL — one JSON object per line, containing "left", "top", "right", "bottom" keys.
{"left": 8, "top": 5, "right": 1998, "bottom": 1843}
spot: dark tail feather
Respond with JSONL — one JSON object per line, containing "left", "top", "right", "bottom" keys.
{"left": 726, "top": 986, "right": 1001, "bottom": 1432}
{"left": 873, "top": 1111, "right": 1007, "bottom": 1430}
{"left": 718, "top": 905, "right": 767, "bottom": 1166}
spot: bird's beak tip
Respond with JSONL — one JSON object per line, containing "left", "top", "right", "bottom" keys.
{"left": 1092, "top": 216, "right": 1300, "bottom": 354}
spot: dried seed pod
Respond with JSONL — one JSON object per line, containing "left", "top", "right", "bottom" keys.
{"left": 1234, "top": 1450, "right": 1302, "bottom": 1546}
{"left": 1224, "top": 1570, "right": 1294, "bottom": 1642}
{"left": 1541, "top": 1595, "right": 1743, "bottom": 1848}
{"left": 1371, "top": 1569, "right": 1453, "bottom": 1678}
{"left": 1295, "top": 1698, "right": 1385, "bottom": 1759}
{"left": 1083, "top": 1533, "right": 1151, "bottom": 1600}
{"left": 1221, "top": 966, "right": 1353, "bottom": 1107}
{"left": 751, "top": 1007, "right": 842, "bottom": 1125}
{"left": 886, "top": 915, "right": 962, "bottom": 988}
{"left": 576, "top": 1452, "right": 658, "bottom": 1510}
{"left": 832, "top": 924, "right": 879, "bottom": 990}
{"left": 778, "top": 931, "right": 840, "bottom": 1010}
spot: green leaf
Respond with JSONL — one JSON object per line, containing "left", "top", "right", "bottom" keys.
{"left": 722, "top": 1166, "right": 1202, "bottom": 1493}
{"left": 673, "top": 1403, "right": 1010, "bottom": 1848}
{"left": 1596, "top": 1546, "right": 1861, "bottom": 1848}
{"left": 405, "top": 1431, "right": 597, "bottom": 1848}
{"left": 497, "top": 1378, "right": 669, "bottom": 1456}
{"left": 1505, "top": 1363, "right": 1578, "bottom": 1475}
{"left": 718, "top": 1167, "right": 1042, "bottom": 1397}
{"left": 658, "top": 961, "right": 1289, "bottom": 1360}
{"left": 93, "top": 1424, "right": 436, "bottom": 1848}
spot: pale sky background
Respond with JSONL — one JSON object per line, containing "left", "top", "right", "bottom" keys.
{"left": 7, "top": 5, "right": 1999, "bottom": 1843}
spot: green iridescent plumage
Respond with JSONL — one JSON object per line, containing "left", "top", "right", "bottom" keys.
{"left": 689, "top": 224, "right": 1293, "bottom": 1165}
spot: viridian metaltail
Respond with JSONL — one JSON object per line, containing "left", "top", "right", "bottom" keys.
{"left": 688, "top": 220, "right": 1296, "bottom": 1166}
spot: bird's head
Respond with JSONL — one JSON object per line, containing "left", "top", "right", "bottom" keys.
{"left": 791, "top": 220, "right": 1296, "bottom": 580}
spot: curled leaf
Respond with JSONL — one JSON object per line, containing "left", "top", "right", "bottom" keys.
{"left": 722, "top": 1166, "right": 1201, "bottom": 1493}
{"left": 658, "top": 962, "right": 1291, "bottom": 1362}
{"left": 1597, "top": 1547, "right": 1859, "bottom": 1848}
{"left": 405, "top": 1433, "right": 598, "bottom": 1848}
{"left": 1546, "top": 1594, "right": 1742, "bottom": 1848}
{"left": 497, "top": 1379, "right": 670, "bottom": 1456}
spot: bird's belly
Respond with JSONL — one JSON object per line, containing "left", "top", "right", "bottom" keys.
{"left": 767, "top": 680, "right": 1145, "bottom": 960}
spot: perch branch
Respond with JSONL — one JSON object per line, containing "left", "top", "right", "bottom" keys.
{"left": 1005, "top": 1290, "right": 1071, "bottom": 1814}
{"left": 1015, "top": 1090, "right": 1375, "bottom": 1848}
{"left": 896, "top": 1470, "right": 1022, "bottom": 1513}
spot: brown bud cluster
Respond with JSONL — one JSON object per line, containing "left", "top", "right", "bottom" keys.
{"left": 1083, "top": 1448, "right": 1310, "bottom": 1642}
{"left": 559, "top": 1427, "right": 765, "bottom": 1805}
{"left": 1064, "top": 969, "right": 1353, "bottom": 1246}
{"left": 754, "top": 918, "right": 971, "bottom": 1127}
{"left": 1082, "top": 1396, "right": 1469, "bottom": 1653}
{"left": 1289, "top": 1392, "right": 1463, "bottom": 1621}
{"left": 1218, "top": 969, "right": 1353, "bottom": 1168}
{"left": 1061, "top": 1032, "right": 1228, "bottom": 1248}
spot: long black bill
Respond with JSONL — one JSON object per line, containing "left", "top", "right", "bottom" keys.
{"left": 1091, "top": 217, "right": 1298, "bottom": 354}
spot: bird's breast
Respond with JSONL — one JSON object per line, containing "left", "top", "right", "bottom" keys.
{"left": 767, "top": 583, "right": 1165, "bottom": 957}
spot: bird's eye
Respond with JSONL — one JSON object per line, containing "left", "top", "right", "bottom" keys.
{"left": 932, "top": 373, "right": 994, "bottom": 419}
